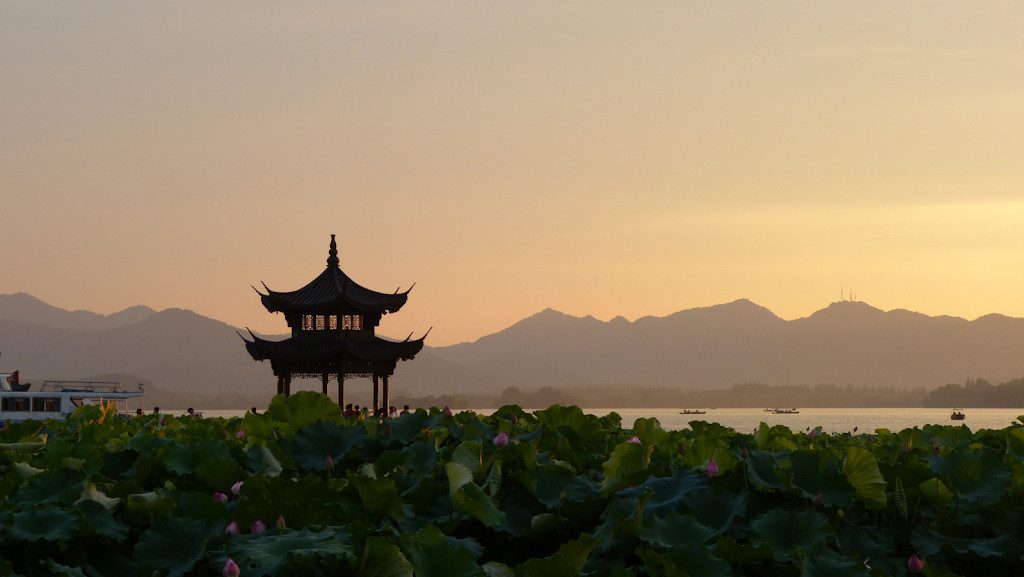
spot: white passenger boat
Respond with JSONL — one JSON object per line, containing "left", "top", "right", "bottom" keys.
{"left": 1, "top": 372, "right": 144, "bottom": 423}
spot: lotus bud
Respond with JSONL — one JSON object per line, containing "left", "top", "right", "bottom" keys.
{"left": 212, "top": 491, "right": 228, "bottom": 504}
{"left": 276, "top": 515, "right": 286, "bottom": 532}
{"left": 223, "top": 557, "right": 240, "bottom": 577}
{"left": 907, "top": 554, "right": 925, "bottom": 573}
{"left": 225, "top": 521, "right": 240, "bottom": 535}
{"left": 235, "top": 429, "right": 246, "bottom": 440}
{"left": 443, "top": 406, "right": 453, "bottom": 417}
{"left": 627, "top": 435, "right": 641, "bottom": 444}
{"left": 493, "top": 432, "right": 509, "bottom": 448}
{"left": 250, "top": 519, "right": 266, "bottom": 534}
{"left": 326, "top": 454, "right": 334, "bottom": 469}
{"left": 808, "top": 429, "right": 817, "bottom": 439}
{"left": 231, "top": 480, "right": 244, "bottom": 495}
{"left": 705, "top": 458, "right": 720, "bottom": 477}
{"left": 815, "top": 493, "right": 824, "bottom": 506}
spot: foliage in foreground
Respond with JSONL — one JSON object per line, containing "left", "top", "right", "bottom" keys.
{"left": 1, "top": 393, "right": 1024, "bottom": 576}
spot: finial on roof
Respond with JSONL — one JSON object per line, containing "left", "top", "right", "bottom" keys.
{"left": 327, "top": 234, "right": 339, "bottom": 267}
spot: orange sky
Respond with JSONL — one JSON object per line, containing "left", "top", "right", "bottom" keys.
{"left": 2, "top": 3, "right": 1023, "bottom": 346}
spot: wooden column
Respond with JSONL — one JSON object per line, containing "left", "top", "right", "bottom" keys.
{"left": 284, "top": 375, "right": 292, "bottom": 397}
{"left": 337, "top": 374, "right": 345, "bottom": 408}
{"left": 276, "top": 376, "right": 284, "bottom": 396}
{"left": 321, "top": 373, "right": 329, "bottom": 395}
{"left": 382, "top": 374, "right": 390, "bottom": 416}
{"left": 372, "top": 375, "right": 380, "bottom": 413}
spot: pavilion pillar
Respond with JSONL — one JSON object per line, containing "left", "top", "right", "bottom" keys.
{"left": 382, "top": 374, "right": 390, "bottom": 416}
{"left": 337, "top": 374, "right": 345, "bottom": 408}
{"left": 372, "top": 375, "right": 380, "bottom": 413}
{"left": 276, "top": 376, "right": 284, "bottom": 396}
{"left": 285, "top": 375, "right": 292, "bottom": 397}
{"left": 321, "top": 373, "right": 329, "bottom": 395}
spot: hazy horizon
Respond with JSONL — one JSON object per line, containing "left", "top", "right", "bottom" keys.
{"left": 4, "top": 3, "right": 1024, "bottom": 346}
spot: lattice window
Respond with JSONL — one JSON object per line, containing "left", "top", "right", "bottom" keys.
{"left": 302, "top": 315, "right": 314, "bottom": 330}
{"left": 340, "top": 315, "right": 363, "bottom": 330}
{"left": 328, "top": 315, "right": 338, "bottom": 330}
{"left": 352, "top": 315, "right": 363, "bottom": 330}
{"left": 315, "top": 315, "right": 326, "bottom": 330}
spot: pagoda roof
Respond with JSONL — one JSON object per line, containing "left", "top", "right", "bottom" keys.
{"left": 241, "top": 331, "right": 426, "bottom": 364}
{"left": 256, "top": 235, "right": 412, "bottom": 314}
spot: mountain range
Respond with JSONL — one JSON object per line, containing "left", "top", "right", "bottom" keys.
{"left": 2, "top": 292, "right": 1023, "bottom": 406}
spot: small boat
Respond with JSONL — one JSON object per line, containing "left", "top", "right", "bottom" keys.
{"left": 950, "top": 410, "right": 966, "bottom": 421}
{"left": 679, "top": 409, "right": 707, "bottom": 415}
{"left": 769, "top": 408, "right": 800, "bottom": 414}
{"left": 1, "top": 373, "right": 144, "bottom": 423}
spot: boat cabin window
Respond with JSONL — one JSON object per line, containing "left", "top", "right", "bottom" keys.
{"left": 32, "top": 397, "right": 62, "bottom": 412}
{"left": 1, "top": 398, "right": 29, "bottom": 412}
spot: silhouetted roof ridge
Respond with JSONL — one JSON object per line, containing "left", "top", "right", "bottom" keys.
{"left": 256, "top": 236, "right": 409, "bottom": 314}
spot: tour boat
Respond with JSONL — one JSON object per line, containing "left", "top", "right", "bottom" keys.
{"left": 1, "top": 372, "right": 144, "bottom": 423}
{"left": 679, "top": 409, "right": 707, "bottom": 415}
{"left": 769, "top": 408, "right": 800, "bottom": 414}
{"left": 950, "top": 410, "right": 966, "bottom": 421}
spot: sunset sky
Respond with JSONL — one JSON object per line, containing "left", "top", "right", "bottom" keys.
{"left": 2, "top": 2, "right": 1023, "bottom": 346}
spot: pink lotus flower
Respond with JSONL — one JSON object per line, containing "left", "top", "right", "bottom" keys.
{"left": 493, "top": 432, "right": 509, "bottom": 448}
{"left": 275, "top": 515, "right": 286, "bottom": 532}
{"left": 225, "top": 521, "right": 240, "bottom": 535}
{"left": 907, "top": 554, "right": 925, "bottom": 573}
{"left": 250, "top": 519, "right": 266, "bottom": 534}
{"left": 326, "top": 454, "right": 334, "bottom": 469}
{"left": 815, "top": 493, "right": 825, "bottom": 506}
{"left": 705, "top": 458, "right": 720, "bottom": 477}
{"left": 223, "top": 557, "right": 240, "bottom": 577}
{"left": 212, "top": 492, "right": 228, "bottom": 504}
{"left": 808, "top": 429, "right": 817, "bottom": 439}
{"left": 235, "top": 429, "right": 246, "bottom": 440}
{"left": 627, "top": 435, "right": 641, "bottom": 444}
{"left": 231, "top": 480, "right": 244, "bottom": 496}
{"left": 443, "top": 406, "right": 453, "bottom": 417}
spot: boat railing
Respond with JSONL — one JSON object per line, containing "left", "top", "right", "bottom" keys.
{"left": 40, "top": 380, "right": 137, "bottom": 393}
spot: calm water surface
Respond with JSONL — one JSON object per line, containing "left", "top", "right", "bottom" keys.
{"left": 190, "top": 407, "right": 1024, "bottom": 433}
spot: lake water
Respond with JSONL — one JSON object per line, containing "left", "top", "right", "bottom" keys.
{"left": 186, "top": 407, "right": 1024, "bottom": 433}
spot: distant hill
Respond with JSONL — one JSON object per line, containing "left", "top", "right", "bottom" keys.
{"left": 2, "top": 293, "right": 1024, "bottom": 405}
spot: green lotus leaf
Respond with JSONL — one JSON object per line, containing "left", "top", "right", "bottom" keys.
{"left": 926, "top": 448, "right": 1010, "bottom": 506}
{"left": 630, "top": 417, "right": 667, "bottom": 445}
{"left": 448, "top": 462, "right": 506, "bottom": 526}
{"left": 712, "top": 536, "right": 773, "bottom": 566}
{"left": 348, "top": 472, "right": 407, "bottom": 521}
{"left": 196, "top": 457, "right": 248, "bottom": 493}
{"left": 683, "top": 488, "right": 747, "bottom": 534}
{"left": 638, "top": 545, "right": 731, "bottom": 577}
{"left": 77, "top": 499, "right": 129, "bottom": 542}
{"left": 834, "top": 524, "right": 897, "bottom": 575}
{"left": 134, "top": 516, "right": 206, "bottom": 577}
{"left": 790, "top": 450, "right": 853, "bottom": 507}
{"left": 76, "top": 482, "right": 120, "bottom": 510}
{"left": 10, "top": 506, "right": 79, "bottom": 542}
{"left": 220, "top": 528, "right": 356, "bottom": 576}
{"left": 801, "top": 552, "right": 869, "bottom": 577}
{"left": 293, "top": 420, "right": 366, "bottom": 470}
{"left": 125, "top": 490, "right": 175, "bottom": 525}
{"left": 481, "top": 561, "right": 515, "bottom": 577}
{"left": 918, "top": 477, "right": 955, "bottom": 509}
{"left": 451, "top": 441, "right": 483, "bottom": 474}
{"left": 843, "top": 447, "right": 886, "bottom": 510}
{"left": 618, "top": 468, "right": 709, "bottom": 517}
{"left": 266, "top": 391, "right": 344, "bottom": 434}
{"left": 745, "top": 450, "right": 790, "bottom": 492}
{"left": 40, "top": 559, "right": 88, "bottom": 577}
{"left": 388, "top": 410, "right": 435, "bottom": 444}
{"left": 359, "top": 537, "right": 413, "bottom": 577}
{"left": 638, "top": 512, "right": 716, "bottom": 548}
{"left": 518, "top": 533, "right": 597, "bottom": 577}
{"left": 12, "top": 461, "right": 44, "bottom": 480}
{"left": 13, "top": 467, "right": 84, "bottom": 507}
{"left": 161, "top": 437, "right": 231, "bottom": 475}
{"left": 405, "top": 526, "right": 483, "bottom": 577}
{"left": 911, "top": 525, "right": 1017, "bottom": 558}
{"left": 600, "top": 442, "right": 650, "bottom": 494}
{"left": 535, "top": 461, "right": 575, "bottom": 508}
{"left": 237, "top": 474, "right": 351, "bottom": 528}
{"left": 750, "top": 509, "right": 829, "bottom": 556}
{"left": 245, "top": 444, "right": 284, "bottom": 478}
